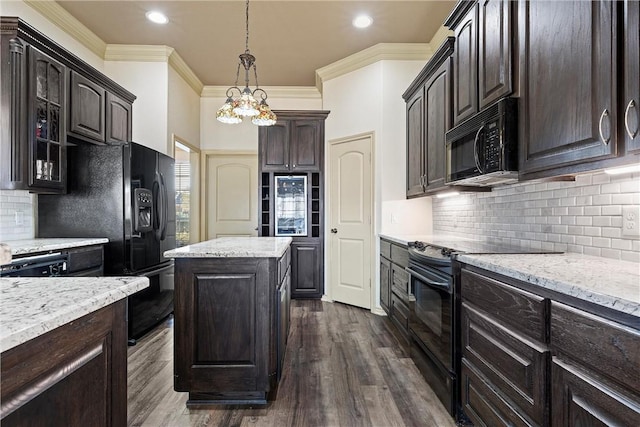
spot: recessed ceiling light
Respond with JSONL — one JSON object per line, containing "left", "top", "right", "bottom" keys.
{"left": 146, "top": 11, "right": 168, "bottom": 25}
{"left": 352, "top": 15, "right": 373, "bottom": 29}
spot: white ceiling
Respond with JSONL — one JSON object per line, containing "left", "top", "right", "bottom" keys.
{"left": 55, "top": 0, "right": 457, "bottom": 87}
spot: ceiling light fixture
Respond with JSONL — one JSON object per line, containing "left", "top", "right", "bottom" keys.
{"left": 145, "top": 11, "right": 168, "bottom": 25}
{"left": 352, "top": 15, "right": 373, "bottom": 29}
{"left": 216, "top": 0, "right": 276, "bottom": 126}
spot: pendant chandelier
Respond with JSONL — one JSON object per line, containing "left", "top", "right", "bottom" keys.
{"left": 216, "top": 0, "right": 277, "bottom": 126}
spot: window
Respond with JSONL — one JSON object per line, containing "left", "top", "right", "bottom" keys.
{"left": 173, "top": 137, "right": 200, "bottom": 247}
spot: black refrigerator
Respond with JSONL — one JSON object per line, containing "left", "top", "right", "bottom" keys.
{"left": 38, "top": 141, "right": 176, "bottom": 341}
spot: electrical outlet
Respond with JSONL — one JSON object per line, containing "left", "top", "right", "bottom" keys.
{"left": 391, "top": 214, "right": 399, "bottom": 224}
{"left": 622, "top": 205, "right": 640, "bottom": 238}
{"left": 14, "top": 210, "right": 24, "bottom": 226}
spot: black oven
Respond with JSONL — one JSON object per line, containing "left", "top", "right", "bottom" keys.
{"left": 406, "top": 245, "right": 456, "bottom": 415}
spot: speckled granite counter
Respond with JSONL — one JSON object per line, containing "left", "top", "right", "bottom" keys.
{"left": 0, "top": 276, "right": 149, "bottom": 352}
{"left": 164, "top": 237, "right": 292, "bottom": 259}
{"left": 456, "top": 253, "right": 640, "bottom": 318}
{"left": 5, "top": 238, "right": 109, "bottom": 257}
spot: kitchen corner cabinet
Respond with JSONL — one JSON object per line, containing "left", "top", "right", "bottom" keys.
{"left": 1, "top": 300, "right": 127, "bottom": 426}
{"left": 458, "top": 263, "right": 640, "bottom": 427}
{"left": 445, "top": 0, "right": 514, "bottom": 126}
{"left": 173, "top": 250, "right": 290, "bottom": 405}
{"left": 518, "top": 1, "right": 620, "bottom": 176}
{"left": 403, "top": 38, "right": 454, "bottom": 198}
{"left": 379, "top": 238, "right": 410, "bottom": 340}
{"left": 258, "top": 110, "right": 329, "bottom": 299}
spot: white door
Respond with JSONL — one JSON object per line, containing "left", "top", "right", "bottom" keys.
{"left": 329, "top": 134, "right": 373, "bottom": 309}
{"left": 205, "top": 153, "right": 258, "bottom": 238}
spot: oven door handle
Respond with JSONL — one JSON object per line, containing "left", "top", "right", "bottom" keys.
{"left": 405, "top": 266, "right": 451, "bottom": 292}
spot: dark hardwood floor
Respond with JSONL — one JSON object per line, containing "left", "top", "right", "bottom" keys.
{"left": 127, "top": 300, "right": 456, "bottom": 427}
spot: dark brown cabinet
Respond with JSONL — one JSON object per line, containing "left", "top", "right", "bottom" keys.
{"left": 173, "top": 250, "right": 290, "bottom": 405}
{"left": 446, "top": 0, "right": 514, "bottom": 126}
{"left": 379, "top": 238, "right": 410, "bottom": 339}
{"left": 0, "top": 300, "right": 127, "bottom": 426}
{"left": 258, "top": 111, "right": 329, "bottom": 299}
{"left": 69, "top": 71, "right": 133, "bottom": 145}
{"left": 403, "top": 38, "right": 454, "bottom": 198}
{"left": 623, "top": 0, "right": 640, "bottom": 154}
{"left": 1, "top": 20, "right": 67, "bottom": 194}
{"left": 518, "top": 1, "right": 617, "bottom": 175}
{"left": 259, "top": 113, "right": 323, "bottom": 172}
{"left": 550, "top": 301, "right": 640, "bottom": 426}
{"left": 459, "top": 268, "right": 550, "bottom": 427}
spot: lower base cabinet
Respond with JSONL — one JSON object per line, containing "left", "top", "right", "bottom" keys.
{"left": 379, "top": 238, "right": 410, "bottom": 339}
{"left": 290, "top": 240, "right": 322, "bottom": 299}
{"left": 173, "top": 251, "right": 290, "bottom": 405}
{"left": 0, "top": 300, "right": 127, "bottom": 426}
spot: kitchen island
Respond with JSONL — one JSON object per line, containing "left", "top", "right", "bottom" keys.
{"left": 0, "top": 276, "right": 149, "bottom": 426}
{"left": 164, "top": 237, "right": 292, "bottom": 406}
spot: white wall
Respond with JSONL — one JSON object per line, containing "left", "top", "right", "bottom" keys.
{"left": 168, "top": 66, "right": 201, "bottom": 150}
{"left": 103, "top": 61, "right": 169, "bottom": 155}
{"left": 1, "top": 1, "right": 104, "bottom": 70}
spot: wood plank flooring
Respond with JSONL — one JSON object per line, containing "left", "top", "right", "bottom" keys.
{"left": 127, "top": 300, "right": 457, "bottom": 427}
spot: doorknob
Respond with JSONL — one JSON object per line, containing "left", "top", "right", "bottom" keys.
{"left": 330, "top": 228, "right": 338, "bottom": 234}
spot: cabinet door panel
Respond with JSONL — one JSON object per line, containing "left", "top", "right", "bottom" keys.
{"left": 406, "top": 89, "right": 424, "bottom": 197}
{"left": 424, "top": 60, "right": 450, "bottom": 191}
{"left": 70, "top": 71, "right": 106, "bottom": 142}
{"left": 453, "top": 5, "right": 478, "bottom": 125}
{"left": 519, "top": 1, "right": 616, "bottom": 174}
{"left": 624, "top": 0, "right": 640, "bottom": 153}
{"left": 552, "top": 358, "right": 640, "bottom": 427}
{"left": 478, "top": 0, "right": 513, "bottom": 109}
{"left": 260, "top": 122, "right": 290, "bottom": 171}
{"left": 106, "top": 92, "right": 132, "bottom": 144}
{"left": 380, "top": 257, "right": 391, "bottom": 313}
{"left": 291, "top": 120, "right": 321, "bottom": 171}
{"left": 290, "top": 241, "right": 322, "bottom": 298}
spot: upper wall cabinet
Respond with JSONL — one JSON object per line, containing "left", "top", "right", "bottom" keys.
{"left": 0, "top": 17, "right": 135, "bottom": 193}
{"left": 403, "top": 38, "right": 454, "bottom": 198}
{"left": 259, "top": 112, "right": 325, "bottom": 172}
{"left": 518, "top": 1, "right": 617, "bottom": 176}
{"left": 446, "top": 0, "right": 514, "bottom": 126}
{"left": 623, "top": 0, "right": 640, "bottom": 155}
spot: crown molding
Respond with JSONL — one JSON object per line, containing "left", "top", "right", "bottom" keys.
{"left": 104, "top": 45, "right": 203, "bottom": 94}
{"left": 201, "top": 86, "right": 321, "bottom": 99}
{"left": 23, "top": 0, "right": 106, "bottom": 58}
{"left": 429, "top": 26, "right": 455, "bottom": 51}
{"left": 315, "top": 43, "right": 432, "bottom": 92}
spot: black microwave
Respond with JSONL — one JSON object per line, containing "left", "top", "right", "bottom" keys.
{"left": 445, "top": 97, "right": 518, "bottom": 186}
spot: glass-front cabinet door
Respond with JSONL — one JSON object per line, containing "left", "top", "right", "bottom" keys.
{"left": 275, "top": 175, "right": 307, "bottom": 236}
{"left": 29, "top": 46, "right": 66, "bottom": 192}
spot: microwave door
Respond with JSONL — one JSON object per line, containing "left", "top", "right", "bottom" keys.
{"left": 446, "top": 132, "right": 479, "bottom": 182}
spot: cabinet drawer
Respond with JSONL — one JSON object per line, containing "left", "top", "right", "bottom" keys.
{"left": 461, "top": 268, "right": 547, "bottom": 342}
{"left": 461, "top": 359, "right": 534, "bottom": 427}
{"left": 65, "top": 245, "right": 103, "bottom": 273}
{"left": 390, "top": 244, "right": 408, "bottom": 268}
{"left": 461, "top": 302, "right": 549, "bottom": 424}
{"left": 391, "top": 293, "right": 410, "bottom": 333}
{"left": 550, "top": 301, "right": 640, "bottom": 393}
{"left": 391, "top": 264, "right": 410, "bottom": 298}
{"left": 380, "top": 239, "right": 391, "bottom": 260}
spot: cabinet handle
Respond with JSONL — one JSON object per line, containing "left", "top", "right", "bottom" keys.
{"left": 624, "top": 100, "right": 638, "bottom": 139}
{"left": 473, "top": 124, "right": 485, "bottom": 173}
{"left": 598, "top": 109, "right": 611, "bottom": 145}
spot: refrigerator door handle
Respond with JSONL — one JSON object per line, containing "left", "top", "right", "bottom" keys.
{"left": 153, "top": 173, "right": 164, "bottom": 242}
{"left": 159, "top": 172, "right": 168, "bottom": 241}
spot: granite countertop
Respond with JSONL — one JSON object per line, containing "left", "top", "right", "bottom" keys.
{"left": 164, "top": 237, "right": 293, "bottom": 259}
{"left": 5, "top": 238, "right": 109, "bottom": 257}
{"left": 0, "top": 276, "right": 149, "bottom": 353}
{"left": 456, "top": 252, "right": 640, "bottom": 318}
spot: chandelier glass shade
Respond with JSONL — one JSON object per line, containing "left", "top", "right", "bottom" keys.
{"left": 216, "top": 0, "right": 276, "bottom": 126}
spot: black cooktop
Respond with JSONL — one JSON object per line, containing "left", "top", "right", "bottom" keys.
{"left": 409, "top": 240, "right": 561, "bottom": 264}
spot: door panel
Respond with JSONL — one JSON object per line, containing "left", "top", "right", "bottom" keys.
{"left": 206, "top": 153, "right": 258, "bottom": 238}
{"left": 329, "top": 135, "right": 372, "bottom": 309}
{"left": 453, "top": 5, "right": 478, "bottom": 125}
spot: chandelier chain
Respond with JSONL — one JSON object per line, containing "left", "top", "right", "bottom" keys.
{"left": 245, "top": 0, "right": 250, "bottom": 52}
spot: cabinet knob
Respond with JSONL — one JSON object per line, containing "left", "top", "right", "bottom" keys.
{"left": 330, "top": 228, "right": 338, "bottom": 234}
{"left": 285, "top": 164, "right": 289, "bottom": 168}
{"left": 292, "top": 164, "right": 296, "bottom": 168}
{"left": 625, "top": 99, "right": 638, "bottom": 139}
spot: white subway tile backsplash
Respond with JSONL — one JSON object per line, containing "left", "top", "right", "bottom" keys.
{"left": 0, "top": 190, "right": 35, "bottom": 242}
{"left": 432, "top": 170, "right": 640, "bottom": 262}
